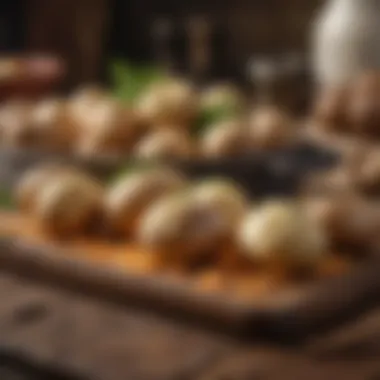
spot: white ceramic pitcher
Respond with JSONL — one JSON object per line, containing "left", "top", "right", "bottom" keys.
{"left": 313, "top": 0, "right": 380, "bottom": 88}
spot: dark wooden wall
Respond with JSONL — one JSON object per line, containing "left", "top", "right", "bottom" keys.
{"left": 26, "top": 0, "right": 109, "bottom": 88}
{"left": 23, "top": 0, "right": 323, "bottom": 87}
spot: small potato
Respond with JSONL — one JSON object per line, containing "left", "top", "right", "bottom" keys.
{"left": 15, "top": 164, "right": 80, "bottom": 213}
{"left": 34, "top": 173, "right": 104, "bottom": 237}
{"left": 238, "top": 201, "right": 327, "bottom": 269}
{"left": 137, "top": 193, "right": 230, "bottom": 268}
{"left": 134, "top": 130, "right": 195, "bottom": 160}
{"left": 189, "top": 179, "right": 248, "bottom": 226}
{"left": 249, "top": 107, "right": 296, "bottom": 149}
{"left": 137, "top": 79, "right": 198, "bottom": 127}
{"left": 201, "top": 120, "right": 251, "bottom": 158}
{"left": 105, "top": 169, "right": 187, "bottom": 235}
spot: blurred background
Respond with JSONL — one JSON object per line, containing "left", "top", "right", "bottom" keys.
{"left": 0, "top": 0, "right": 322, "bottom": 88}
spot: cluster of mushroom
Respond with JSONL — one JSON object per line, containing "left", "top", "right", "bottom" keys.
{"left": 0, "top": 89, "right": 141, "bottom": 155}
{"left": 203, "top": 106, "right": 297, "bottom": 159}
{"left": 17, "top": 164, "right": 362, "bottom": 275}
{"left": 303, "top": 147, "right": 380, "bottom": 198}
{"left": 304, "top": 195, "right": 380, "bottom": 251}
{"left": 313, "top": 72, "right": 380, "bottom": 139}
{"left": 0, "top": 79, "right": 298, "bottom": 160}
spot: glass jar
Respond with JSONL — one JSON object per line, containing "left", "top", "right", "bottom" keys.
{"left": 313, "top": 0, "right": 380, "bottom": 89}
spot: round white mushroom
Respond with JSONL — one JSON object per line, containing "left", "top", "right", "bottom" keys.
{"left": 70, "top": 85, "right": 106, "bottom": 105}
{"left": 201, "top": 120, "right": 251, "bottom": 158}
{"left": 200, "top": 83, "right": 243, "bottom": 113}
{"left": 304, "top": 196, "right": 380, "bottom": 248}
{"left": 105, "top": 168, "right": 187, "bottom": 235}
{"left": 189, "top": 179, "right": 248, "bottom": 226}
{"left": 137, "top": 79, "right": 198, "bottom": 127}
{"left": 76, "top": 99, "right": 139, "bottom": 157}
{"left": 249, "top": 107, "right": 295, "bottom": 149}
{"left": 238, "top": 201, "right": 327, "bottom": 268}
{"left": 15, "top": 164, "right": 79, "bottom": 213}
{"left": 33, "top": 173, "right": 104, "bottom": 237}
{"left": 0, "top": 100, "right": 35, "bottom": 147}
{"left": 137, "top": 193, "right": 229, "bottom": 266}
{"left": 134, "top": 130, "right": 195, "bottom": 160}
{"left": 29, "top": 98, "right": 76, "bottom": 151}
{"left": 67, "top": 85, "right": 107, "bottom": 125}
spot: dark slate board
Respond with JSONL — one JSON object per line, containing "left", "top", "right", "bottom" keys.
{"left": 0, "top": 143, "right": 338, "bottom": 198}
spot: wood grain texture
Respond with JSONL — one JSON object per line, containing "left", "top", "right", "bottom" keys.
{"left": 0, "top": 211, "right": 380, "bottom": 345}
{"left": 1, "top": 272, "right": 380, "bottom": 380}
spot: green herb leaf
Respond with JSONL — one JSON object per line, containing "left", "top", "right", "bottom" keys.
{"left": 109, "top": 59, "right": 166, "bottom": 103}
{"left": 194, "top": 104, "right": 240, "bottom": 136}
{"left": 110, "top": 160, "right": 163, "bottom": 184}
{"left": 0, "top": 190, "right": 13, "bottom": 209}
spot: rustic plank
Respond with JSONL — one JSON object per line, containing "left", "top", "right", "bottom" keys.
{"left": 1, "top": 271, "right": 380, "bottom": 379}
{"left": 3, "top": 211, "right": 380, "bottom": 344}
{"left": 0, "top": 273, "right": 237, "bottom": 380}
{"left": 197, "top": 348, "right": 380, "bottom": 380}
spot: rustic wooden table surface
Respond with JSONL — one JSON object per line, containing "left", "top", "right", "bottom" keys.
{"left": 0, "top": 272, "right": 379, "bottom": 380}
{"left": 0, "top": 147, "right": 378, "bottom": 380}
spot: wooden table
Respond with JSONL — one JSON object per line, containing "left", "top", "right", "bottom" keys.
{"left": 0, "top": 272, "right": 380, "bottom": 380}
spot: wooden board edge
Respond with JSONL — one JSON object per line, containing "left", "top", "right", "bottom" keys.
{"left": 1, "top": 237, "right": 380, "bottom": 342}
{"left": 0, "top": 238, "right": 264, "bottom": 337}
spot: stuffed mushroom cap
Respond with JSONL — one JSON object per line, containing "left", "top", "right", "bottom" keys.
{"left": 238, "top": 200, "right": 327, "bottom": 267}
{"left": 68, "top": 86, "right": 107, "bottom": 120}
{"left": 304, "top": 195, "right": 380, "bottom": 247}
{"left": 105, "top": 168, "right": 187, "bottom": 235}
{"left": 249, "top": 107, "right": 295, "bottom": 149}
{"left": 33, "top": 173, "right": 104, "bottom": 237}
{"left": 0, "top": 99, "right": 36, "bottom": 147}
{"left": 137, "top": 193, "right": 229, "bottom": 265}
{"left": 201, "top": 119, "right": 251, "bottom": 158}
{"left": 137, "top": 78, "right": 198, "bottom": 127}
{"left": 75, "top": 99, "right": 139, "bottom": 156}
{"left": 82, "top": 98, "right": 137, "bottom": 136}
{"left": 70, "top": 85, "right": 106, "bottom": 104}
{"left": 29, "top": 98, "right": 76, "bottom": 150}
{"left": 134, "top": 129, "right": 195, "bottom": 160}
{"left": 313, "top": 86, "right": 348, "bottom": 131}
{"left": 15, "top": 164, "right": 81, "bottom": 213}
{"left": 200, "top": 84, "right": 243, "bottom": 113}
{"left": 189, "top": 179, "right": 248, "bottom": 226}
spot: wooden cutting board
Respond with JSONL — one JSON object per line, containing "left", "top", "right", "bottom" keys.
{"left": 0, "top": 211, "right": 378, "bottom": 343}
{"left": 0, "top": 211, "right": 351, "bottom": 299}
